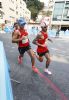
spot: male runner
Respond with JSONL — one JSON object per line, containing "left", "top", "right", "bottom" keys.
{"left": 12, "top": 18, "right": 38, "bottom": 73}
{"left": 33, "top": 22, "right": 53, "bottom": 75}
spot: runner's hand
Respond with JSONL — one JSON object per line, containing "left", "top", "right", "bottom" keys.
{"left": 41, "top": 44, "right": 46, "bottom": 47}
{"left": 20, "top": 36, "right": 26, "bottom": 40}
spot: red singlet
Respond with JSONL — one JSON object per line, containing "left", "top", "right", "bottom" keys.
{"left": 37, "top": 31, "right": 48, "bottom": 53}
{"left": 18, "top": 29, "right": 29, "bottom": 47}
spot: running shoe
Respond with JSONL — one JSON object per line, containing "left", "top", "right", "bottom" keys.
{"left": 32, "top": 66, "right": 39, "bottom": 73}
{"left": 18, "top": 56, "right": 22, "bottom": 64}
{"left": 44, "top": 68, "right": 52, "bottom": 75}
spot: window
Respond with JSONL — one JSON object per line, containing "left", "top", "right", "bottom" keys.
{"left": 53, "top": 2, "right": 65, "bottom": 21}
{"left": 9, "top": 8, "right": 14, "bottom": 12}
{"left": 63, "top": 2, "right": 69, "bottom": 20}
{"left": 65, "top": 2, "right": 69, "bottom": 8}
{"left": 16, "top": 11, "right": 18, "bottom": 15}
{"left": 0, "top": 2, "right": 2, "bottom": 8}
{"left": 11, "top": 0, "right": 14, "bottom": 3}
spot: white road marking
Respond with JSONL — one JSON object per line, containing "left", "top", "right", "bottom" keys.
{"left": 51, "top": 55, "right": 69, "bottom": 64}
{"left": 51, "top": 48, "right": 66, "bottom": 53}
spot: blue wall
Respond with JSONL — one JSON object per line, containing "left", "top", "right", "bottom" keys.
{"left": 0, "top": 41, "right": 13, "bottom": 100}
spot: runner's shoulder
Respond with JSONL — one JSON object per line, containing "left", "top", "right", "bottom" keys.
{"left": 38, "top": 31, "right": 42, "bottom": 35}
{"left": 24, "top": 29, "right": 28, "bottom": 35}
{"left": 14, "top": 29, "right": 21, "bottom": 35}
{"left": 37, "top": 31, "right": 43, "bottom": 38}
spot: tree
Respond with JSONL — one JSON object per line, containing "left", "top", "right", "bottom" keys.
{"left": 24, "top": 0, "right": 44, "bottom": 21}
{"left": 40, "top": 10, "right": 52, "bottom": 17}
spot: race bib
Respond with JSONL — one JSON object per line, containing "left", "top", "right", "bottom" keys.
{"left": 22, "top": 36, "right": 28, "bottom": 43}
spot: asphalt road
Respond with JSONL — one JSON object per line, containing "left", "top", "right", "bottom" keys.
{"left": 0, "top": 33, "right": 69, "bottom": 100}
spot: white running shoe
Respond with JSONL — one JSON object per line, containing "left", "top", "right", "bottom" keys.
{"left": 44, "top": 69, "right": 52, "bottom": 75}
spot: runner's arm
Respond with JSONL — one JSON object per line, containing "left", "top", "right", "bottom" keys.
{"left": 32, "top": 34, "right": 44, "bottom": 47}
{"left": 48, "top": 38, "right": 53, "bottom": 43}
{"left": 12, "top": 31, "right": 22, "bottom": 43}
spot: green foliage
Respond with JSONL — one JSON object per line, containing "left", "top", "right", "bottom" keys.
{"left": 46, "top": 10, "right": 52, "bottom": 16}
{"left": 41, "top": 10, "right": 52, "bottom": 16}
{"left": 25, "top": 0, "right": 44, "bottom": 21}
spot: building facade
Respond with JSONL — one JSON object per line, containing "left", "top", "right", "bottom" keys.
{"left": 51, "top": 0, "right": 69, "bottom": 30}
{"left": 48, "top": 0, "right": 54, "bottom": 12}
{"left": 0, "top": 0, "right": 31, "bottom": 25}
{"left": 15, "top": 0, "right": 31, "bottom": 22}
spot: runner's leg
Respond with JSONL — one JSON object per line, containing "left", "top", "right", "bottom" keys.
{"left": 33, "top": 51, "right": 43, "bottom": 62}
{"left": 44, "top": 52, "right": 52, "bottom": 75}
{"left": 27, "top": 49, "right": 38, "bottom": 73}
{"left": 18, "top": 47, "right": 24, "bottom": 64}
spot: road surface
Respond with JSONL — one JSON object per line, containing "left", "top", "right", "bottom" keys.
{"left": 0, "top": 33, "right": 69, "bottom": 100}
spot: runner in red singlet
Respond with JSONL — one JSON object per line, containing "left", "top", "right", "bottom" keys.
{"left": 33, "top": 22, "right": 53, "bottom": 75}
{"left": 12, "top": 19, "right": 38, "bottom": 73}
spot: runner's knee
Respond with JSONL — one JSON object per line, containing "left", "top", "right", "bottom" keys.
{"left": 39, "top": 57, "right": 43, "bottom": 62}
{"left": 47, "top": 58, "right": 51, "bottom": 64}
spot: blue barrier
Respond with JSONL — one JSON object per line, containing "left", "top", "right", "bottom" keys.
{"left": 0, "top": 41, "right": 13, "bottom": 100}
{"left": 4, "top": 26, "right": 14, "bottom": 33}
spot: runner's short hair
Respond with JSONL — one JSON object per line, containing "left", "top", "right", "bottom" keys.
{"left": 13, "top": 22, "right": 18, "bottom": 28}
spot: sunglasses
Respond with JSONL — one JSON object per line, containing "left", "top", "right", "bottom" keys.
{"left": 43, "top": 26, "right": 47, "bottom": 28}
